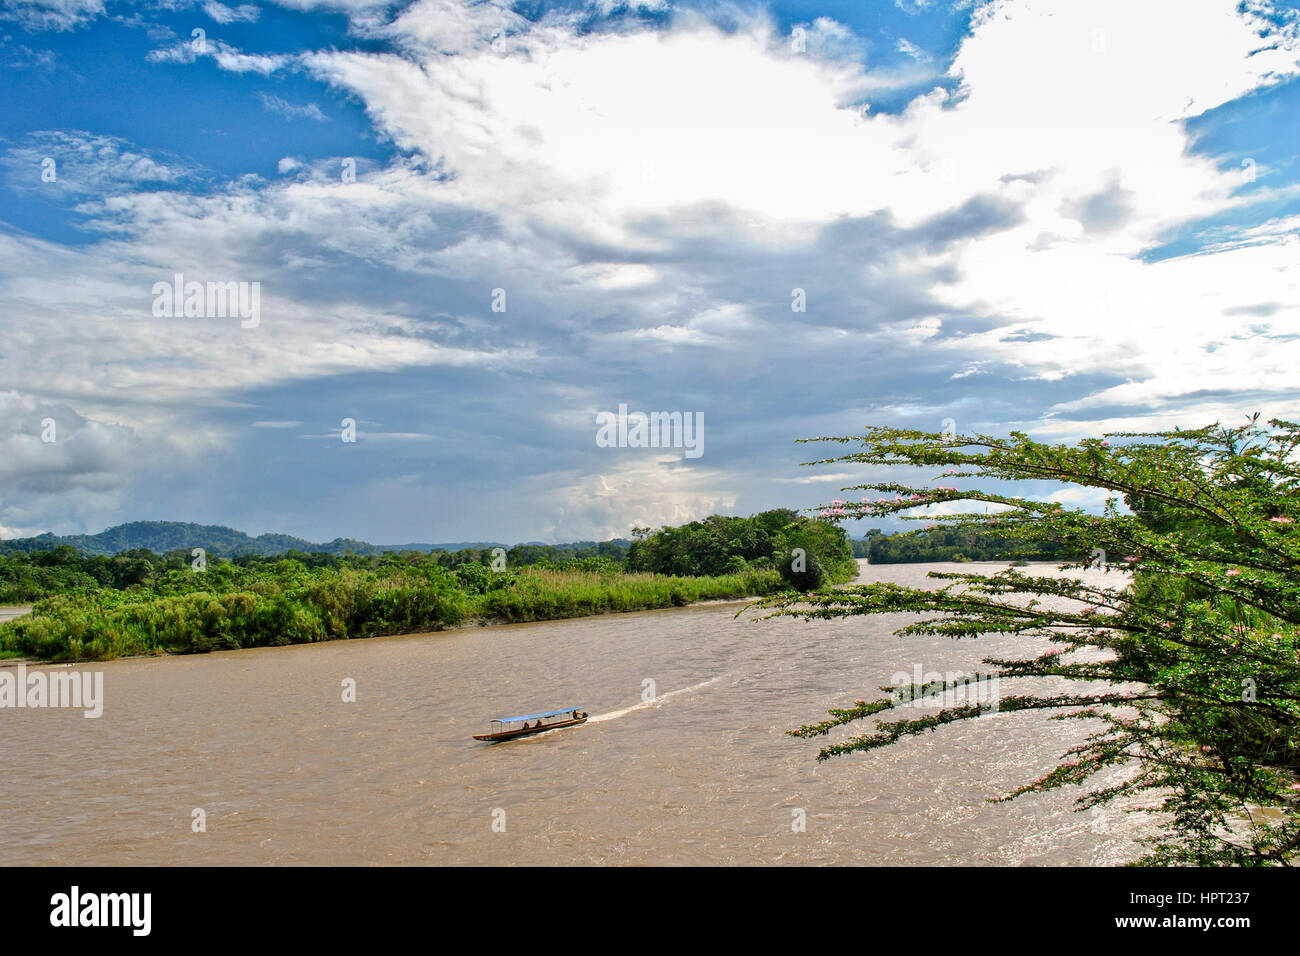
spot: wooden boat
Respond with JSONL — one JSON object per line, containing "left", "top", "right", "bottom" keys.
{"left": 473, "top": 707, "right": 589, "bottom": 742}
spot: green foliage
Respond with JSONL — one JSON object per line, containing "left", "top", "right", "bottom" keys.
{"left": 863, "top": 526, "right": 1073, "bottom": 563}
{"left": 781, "top": 552, "right": 825, "bottom": 590}
{"left": 0, "top": 530, "right": 784, "bottom": 663}
{"left": 454, "top": 562, "right": 493, "bottom": 594}
{"left": 773, "top": 520, "right": 857, "bottom": 591}
{"left": 752, "top": 415, "right": 1300, "bottom": 865}
{"left": 474, "top": 566, "right": 781, "bottom": 624}
{"left": 627, "top": 510, "right": 794, "bottom": 576}
{"left": 507, "top": 540, "right": 630, "bottom": 567}
{"left": 627, "top": 509, "right": 855, "bottom": 591}
{"left": 849, "top": 531, "right": 883, "bottom": 558}
{"left": 0, "top": 562, "right": 470, "bottom": 659}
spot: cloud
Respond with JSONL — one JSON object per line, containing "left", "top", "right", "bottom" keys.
{"left": 0, "top": 390, "right": 160, "bottom": 536}
{"left": 4, "top": 0, "right": 1300, "bottom": 541}
{"left": 544, "top": 455, "right": 740, "bottom": 540}
{"left": 0, "top": 0, "right": 104, "bottom": 32}
{"left": 257, "top": 92, "right": 328, "bottom": 121}
{"left": 0, "top": 391, "right": 142, "bottom": 493}
{"left": 0, "top": 130, "right": 196, "bottom": 198}
{"left": 2, "top": 42, "right": 58, "bottom": 69}
{"left": 203, "top": 1, "right": 260, "bottom": 23}
{"left": 147, "top": 36, "right": 292, "bottom": 74}
{"left": 1062, "top": 177, "right": 1135, "bottom": 234}
{"left": 896, "top": 38, "right": 925, "bottom": 60}
{"left": 790, "top": 16, "right": 866, "bottom": 62}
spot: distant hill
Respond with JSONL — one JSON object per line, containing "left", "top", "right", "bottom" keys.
{"left": 0, "top": 521, "right": 509, "bottom": 558}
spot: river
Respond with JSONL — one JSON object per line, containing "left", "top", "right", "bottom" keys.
{"left": 0, "top": 561, "right": 1152, "bottom": 865}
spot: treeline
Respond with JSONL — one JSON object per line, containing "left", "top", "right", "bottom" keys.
{"left": 627, "top": 510, "right": 857, "bottom": 590}
{"left": 1, "top": 547, "right": 170, "bottom": 601}
{"left": 0, "top": 519, "right": 633, "bottom": 561}
{"left": 853, "top": 527, "right": 1075, "bottom": 563}
{"left": 1, "top": 512, "right": 856, "bottom": 604}
{"left": 0, "top": 542, "right": 631, "bottom": 604}
{"left": 0, "top": 510, "right": 860, "bottom": 661}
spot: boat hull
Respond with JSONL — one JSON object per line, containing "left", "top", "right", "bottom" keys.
{"left": 473, "top": 716, "right": 588, "bottom": 742}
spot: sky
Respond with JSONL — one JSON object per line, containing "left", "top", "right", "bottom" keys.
{"left": 1, "top": 0, "right": 1299, "bottom": 545}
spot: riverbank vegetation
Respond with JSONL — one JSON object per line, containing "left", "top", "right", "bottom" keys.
{"left": 628, "top": 509, "right": 857, "bottom": 590}
{"left": 0, "top": 512, "right": 853, "bottom": 662}
{"left": 755, "top": 416, "right": 1300, "bottom": 865}
{"left": 852, "top": 526, "right": 1075, "bottom": 563}
{"left": 0, "top": 541, "right": 632, "bottom": 605}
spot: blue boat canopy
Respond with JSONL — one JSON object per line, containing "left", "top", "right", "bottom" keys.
{"left": 493, "top": 707, "right": 582, "bottom": 724}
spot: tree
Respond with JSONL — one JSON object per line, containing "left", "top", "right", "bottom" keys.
{"left": 773, "top": 519, "right": 854, "bottom": 592}
{"left": 752, "top": 416, "right": 1300, "bottom": 865}
{"left": 626, "top": 510, "right": 855, "bottom": 584}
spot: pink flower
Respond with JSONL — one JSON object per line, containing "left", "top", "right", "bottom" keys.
{"left": 1269, "top": 516, "right": 1293, "bottom": 524}
{"left": 818, "top": 510, "right": 832, "bottom": 517}
{"left": 831, "top": 499, "right": 844, "bottom": 506}
{"left": 1226, "top": 569, "right": 1242, "bottom": 577}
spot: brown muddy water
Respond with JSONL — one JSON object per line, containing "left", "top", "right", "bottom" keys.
{"left": 0, "top": 561, "right": 1152, "bottom": 865}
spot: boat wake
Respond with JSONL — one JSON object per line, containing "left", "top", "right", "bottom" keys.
{"left": 589, "top": 676, "right": 720, "bottom": 723}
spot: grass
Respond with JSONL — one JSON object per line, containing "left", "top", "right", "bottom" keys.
{"left": 471, "top": 566, "right": 783, "bottom": 623}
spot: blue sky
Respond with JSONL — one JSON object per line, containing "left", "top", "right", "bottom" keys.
{"left": 1, "top": 0, "right": 1299, "bottom": 544}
